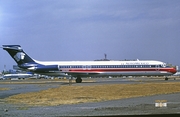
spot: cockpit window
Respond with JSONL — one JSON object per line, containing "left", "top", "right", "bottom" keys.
{"left": 162, "top": 63, "right": 166, "bottom": 67}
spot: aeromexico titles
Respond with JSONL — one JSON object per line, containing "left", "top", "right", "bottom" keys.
{"left": 2, "top": 45, "right": 177, "bottom": 83}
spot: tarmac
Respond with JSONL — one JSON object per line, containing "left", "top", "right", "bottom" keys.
{"left": 0, "top": 77, "right": 180, "bottom": 116}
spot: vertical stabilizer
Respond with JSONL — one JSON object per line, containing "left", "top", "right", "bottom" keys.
{"left": 2, "top": 45, "right": 35, "bottom": 65}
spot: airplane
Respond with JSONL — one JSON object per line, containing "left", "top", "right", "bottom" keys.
{"left": 0, "top": 76, "right": 4, "bottom": 80}
{"left": 173, "top": 72, "right": 180, "bottom": 76}
{"left": 2, "top": 45, "right": 177, "bottom": 83}
{"left": 2, "top": 73, "right": 33, "bottom": 80}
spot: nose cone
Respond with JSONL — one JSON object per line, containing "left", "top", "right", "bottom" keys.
{"left": 171, "top": 67, "right": 177, "bottom": 74}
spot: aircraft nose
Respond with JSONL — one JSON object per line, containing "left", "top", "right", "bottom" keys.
{"left": 172, "top": 67, "right": 177, "bottom": 74}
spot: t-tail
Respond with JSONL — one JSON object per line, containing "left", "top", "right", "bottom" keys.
{"left": 2, "top": 45, "right": 35, "bottom": 65}
{"left": 2, "top": 45, "right": 59, "bottom": 72}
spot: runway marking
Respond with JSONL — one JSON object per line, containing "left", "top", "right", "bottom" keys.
{"left": 155, "top": 100, "right": 167, "bottom": 107}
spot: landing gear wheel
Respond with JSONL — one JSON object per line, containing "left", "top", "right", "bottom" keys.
{"left": 165, "top": 77, "right": 168, "bottom": 81}
{"left": 76, "top": 77, "right": 82, "bottom": 83}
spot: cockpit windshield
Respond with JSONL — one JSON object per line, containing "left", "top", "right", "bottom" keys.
{"left": 162, "top": 63, "right": 166, "bottom": 67}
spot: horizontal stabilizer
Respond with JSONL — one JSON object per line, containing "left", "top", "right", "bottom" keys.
{"left": 2, "top": 45, "right": 23, "bottom": 51}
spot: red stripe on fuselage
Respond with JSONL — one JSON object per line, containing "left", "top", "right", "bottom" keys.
{"left": 64, "top": 68, "right": 176, "bottom": 74}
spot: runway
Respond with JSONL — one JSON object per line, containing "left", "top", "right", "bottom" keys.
{"left": 0, "top": 77, "right": 180, "bottom": 116}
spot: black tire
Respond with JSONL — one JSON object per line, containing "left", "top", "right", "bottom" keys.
{"left": 76, "top": 77, "right": 82, "bottom": 83}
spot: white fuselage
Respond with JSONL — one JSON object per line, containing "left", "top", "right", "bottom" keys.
{"left": 33, "top": 60, "right": 176, "bottom": 77}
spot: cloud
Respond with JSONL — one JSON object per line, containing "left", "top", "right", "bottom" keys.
{"left": 0, "top": 0, "right": 180, "bottom": 70}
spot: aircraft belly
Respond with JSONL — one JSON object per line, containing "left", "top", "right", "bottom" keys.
{"left": 34, "top": 70, "right": 173, "bottom": 77}
{"left": 67, "top": 71, "right": 173, "bottom": 77}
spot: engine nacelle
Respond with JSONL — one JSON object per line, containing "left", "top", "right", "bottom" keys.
{"left": 19, "top": 63, "right": 59, "bottom": 72}
{"left": 27, "top": 65, "right": 59, "bottom": 72}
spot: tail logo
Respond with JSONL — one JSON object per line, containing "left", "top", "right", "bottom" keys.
{"left": 14, "top": 52, "right": 25, "bottom": 62}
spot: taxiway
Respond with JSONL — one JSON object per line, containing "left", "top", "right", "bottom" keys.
{"left": 0, "top": 77, "right": 180, "bottom": 116}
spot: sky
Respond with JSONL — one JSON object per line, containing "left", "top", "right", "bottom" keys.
{"left": 0, "top": 0, "right": 180, "bottom": 71}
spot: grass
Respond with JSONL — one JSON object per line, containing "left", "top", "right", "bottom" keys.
{"left": 0, "top": 88, "right": 10, "bottom": 91}
{"left": 17, "top": 106, "right": 29, "bottom": 110}
{"left": 5, "top": 82, "right": 180, "bottom": 106}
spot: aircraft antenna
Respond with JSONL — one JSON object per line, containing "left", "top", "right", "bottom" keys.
{"left": 104, "top": 53, "right": 107, "bottom": 59}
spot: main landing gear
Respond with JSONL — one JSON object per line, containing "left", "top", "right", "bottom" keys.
{"left": 165, "top": 77, "right": 168, "bottom": 81}
{"left": 76, "top": 76, "right": 82, "bottom": 83}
